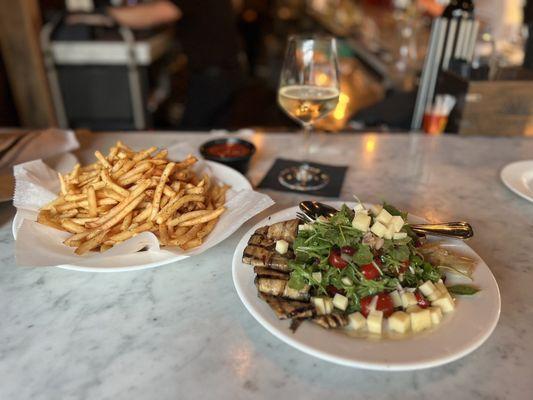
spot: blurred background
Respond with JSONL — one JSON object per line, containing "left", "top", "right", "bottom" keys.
{"left": 0, "top": 0, "right": 532, "bottom": 135}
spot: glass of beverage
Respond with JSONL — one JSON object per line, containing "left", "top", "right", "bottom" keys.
{"left": 277, "top": 35, "right": 340, "bottom": 191}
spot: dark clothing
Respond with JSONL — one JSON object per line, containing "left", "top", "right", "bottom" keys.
{"left": 171, "top": 0, "right": 241, "bottom": 71}
{"left": 170, "top": 0, "right": 244, "bottom": 129}
{"left": 181, "top": 67, "right": 243, "bottom": 129}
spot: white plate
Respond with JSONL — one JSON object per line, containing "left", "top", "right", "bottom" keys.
{"left": 232, "top": 202, "right": 501, "bottom": 370}
{"left": 13, "top": 161, "right": 252, "bottom": 272}
{"left": 501, "top": 160, "right": 533, "bottom": 203}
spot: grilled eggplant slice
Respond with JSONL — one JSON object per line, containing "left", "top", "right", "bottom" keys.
{"left": 255, "top": 277, "right": 310, "bottom": 301}
{"left": 242, "top": 245, "right": 291, "bottom": 272}
{"left": 253, "top": 266, "right": 289, "bottom": 280}
{"left": 258, "top": 293, "right": 314, "bottom": 320}
{"left": 266, "top": 219, "right": 299, "bottom": 243}
{"left": 313, "top": 313, "right": 349, "bottom": 329}
{"left": 248, "top": 234, "right": 276, "bottom": 248}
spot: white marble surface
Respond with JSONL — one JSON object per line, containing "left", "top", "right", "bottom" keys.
{"left": 1, "top": 131, "right": 533, "bottom": 400}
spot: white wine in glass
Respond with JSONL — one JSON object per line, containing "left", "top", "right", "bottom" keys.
{"left": 277, "top": 35, "right": 340, "bottom": 191}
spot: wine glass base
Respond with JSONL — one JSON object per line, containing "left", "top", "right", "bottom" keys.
{"left": 278, "top": 165, "right": 330, "bottom": 191}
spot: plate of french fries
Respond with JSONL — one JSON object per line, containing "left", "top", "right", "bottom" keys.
{"left": 12, "top": 142, "right": 274, "bottom": 271}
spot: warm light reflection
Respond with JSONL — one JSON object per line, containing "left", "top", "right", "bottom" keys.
{"left": 316, "top": 72, "right": 330, "bottom": 86}
{"left": 365, "top": 137, "right": 376, "bottom": 153}
{"left": 333, "top": 92, "right": 350, "bottom": 120}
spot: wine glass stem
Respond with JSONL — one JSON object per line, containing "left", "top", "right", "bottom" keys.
{"left": 301, "top": 123, "right": 312, "bottom": 165}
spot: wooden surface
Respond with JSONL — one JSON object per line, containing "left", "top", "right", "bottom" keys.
{"left": 460, "top": 81, "right": 533, "bottom": 136}
{"left": 0, "top": 0, "right": 56, "bottom": 127}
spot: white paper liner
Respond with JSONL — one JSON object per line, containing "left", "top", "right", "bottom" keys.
{"left": 12, "top": 144, "right": 274, "bottom": 268}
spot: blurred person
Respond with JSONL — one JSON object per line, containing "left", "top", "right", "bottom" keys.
{"left": 109, "top": 1, "right": 243, "bottom": 129}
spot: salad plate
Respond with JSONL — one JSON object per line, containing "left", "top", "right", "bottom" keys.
{"left": 501, "top": 160, "right": 533, "bottom": 203}
{"left": 232, "top": 202, "right": 501, "bottom": 370}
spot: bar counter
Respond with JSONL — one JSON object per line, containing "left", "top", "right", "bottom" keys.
{"left": 1, "top": 131, "right": 532, "bottom": 399}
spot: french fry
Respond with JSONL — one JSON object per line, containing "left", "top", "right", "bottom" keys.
{"left": 87, "top": 179, "right": 150, "bottom": 228}
{"left": 151, "top": 162, "right": 175, "bottom": 220}
{"left": 64, "top": 231, "right": 91, "bottom": 247}
{"left": 101, "top": 170, "right": 130, "bottom": 197}
{"left": 91, "top": 193, "right": 146, "bottom": 234}
{"left": 61, "top": 219, "right": 85, "bottom": 234}
{"left": 75, "top": 230, "right": 108, "bottom": 255}
{"left": 180, "top": 238, "right": 202, "bottom": 250}
{"left": 58, "top": 173, "right": 68, "bottom": 195}
{"left": 37, "top": 211, "right": 64, "bottom": 230}
{"left": 159, "top": 223, "right": 170, "bottom": 245}
{"left": 120, "top": 212, "right": 133, "bottom": 231}
{"left": 178, "top": 207, "right": 225, "bottom": 226}
{"left": 95, "top": 151, "right": 111, "bottom": 169}
{"left": 155, "top": 194, "right": 205, "bottom": 224}
{"left": 132, "top": 204, "right": 152, "bottom": 223}
{"left": 196, "top": 217, "right": 219, "bottom": 239}
{"left": 88, "top": 186, "right": 97, "bottom": 217}
{"left": 168, "top": 224, "right": 203, "bottom": 246}
{"left": 133, "top": 146, "right": 157, "bottom": 162}
{"left": 166, "top": 210, "right": 212, "bottom": 227}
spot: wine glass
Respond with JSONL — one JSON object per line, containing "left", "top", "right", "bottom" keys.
{"left": 277, "top": 35, "right": 340, "bottom": 191}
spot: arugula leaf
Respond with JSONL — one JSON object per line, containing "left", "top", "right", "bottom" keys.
{"left": 383, "top": 202, "right": 408, "bottom": 220}
{"left": 353, "top": 245, "right": 373, "bottom": 265}
{"left": 389, "top": 245, "right": 410, "bottom": 262}
{"left": 329, "top": 204, "right": 353, "bottom": 226}
{"left": 288, "top": 274, "right": 306, "bottom": 290}
{"left": 447, "top": 284, "right": 480, "bottom": 295}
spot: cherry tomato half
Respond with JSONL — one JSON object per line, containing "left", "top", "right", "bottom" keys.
{"left": 360, "top": 259, "right": 381, "bottom": 280}
{"left": 360, "top": 293, "right": 394, "bottom": 317}
{"left": 328, "top": 249, "right": 348, "bottom": 269}
{"left": 399, "top": 259, "right": 409, "bottom": 274}
{"left": 326, "top": 285, "right": 345, "bottom": 297}
{"left": 415, "top": 291, "right": 430, "bottom": 308}
{"left": 340, "top": 246, "right": 356, "bottom": 255}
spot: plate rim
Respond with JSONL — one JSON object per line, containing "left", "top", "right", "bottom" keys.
{"left": 500, "top": 160, "right": 533, "bottom": 203}
{"left": 232, "top": 202, "right": 501, "bottom": 370}
{"left": 12, "top": 160, "right": 252, "bottom": 272}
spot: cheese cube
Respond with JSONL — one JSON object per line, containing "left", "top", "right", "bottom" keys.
{"left": 393, "top": 232, "right": 407, "bottom": 240}
{"left": 432, "top": 296, "right": 455, "bottom": 314}
{"left": 419, "top": 280, "right": 437, "bottom": 297}
{"left": 383, "top": 225, "right": 395, "bottom": 240}
{"left": 428, "top": 290, "right": 442, "bottom": 302}
{"left": 353, "top": 203, "right": 366, "bottom": 213}
{"left": 311, "top": 272, "right": 322, "bottom": 283}
{"left": 389, "top": 215, "right": 405, "bottom": 232}
{"left": 298, "top": 223, "right": 313, "bottom": 232}
{"left": 370, "top": 221, "right": 388, "bottom": 238}
{"left": 410, "top": 308, "right": 432, "bottom": 332}
{"left": 388, "top": 311, "right": 411, "bottom": 333}
{"left": 376, "top": 209, "right": 393, "bottom": 225}
{"left": 390, "top": 290, "right": 402, "bottom": 308}
{"left": 347, "top": 312, "right": 366, "bottom": 331}
{"left": 370, "top": 204, "right": 383, "bottom": 216}
{"left": 401, "top": 292, "right": 418, "bottom": 308}
{"left": 435, "top": 281, "right": 452, "bottom": 298}
{"left": 275, "top": 240, "right": 289, "bottom": 254}
{"left": 333, "top": 293, "right": 348, "bottom": 311}
{"left": 341, "top": 277, "right": 353, "bottom": 286}
{"left": 352, "top": 213, "right": 371, "bottom": 232}
{"left": 324, "top": 298, "right": 333, "bottom": 314}
{"left": 367, "top": 310, "right": 383, "bottom": 334}
{"left": 405, "top": 305, "right": 421, "bottom": 313}
{"left": 429, "top": 306, "right": 443, "bottom": 325}
{"left": 435, "top": 280, "right": 447, "bottom": 294}
{"left": 311, "top": 297, "right": 326, "bottom": 315}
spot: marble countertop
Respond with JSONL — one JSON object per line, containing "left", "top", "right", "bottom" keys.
{"left": 1, "top": 132, "right": 532, "bottom": 400}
